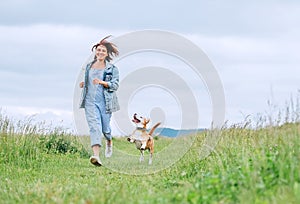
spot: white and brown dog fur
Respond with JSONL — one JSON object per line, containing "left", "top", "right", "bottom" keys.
{"left": 127, "top": 114, "right": 161, "bottom": 165}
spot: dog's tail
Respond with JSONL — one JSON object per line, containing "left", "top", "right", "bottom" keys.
{"left": 148, "top": 122, "right": 161, "bottom": 136}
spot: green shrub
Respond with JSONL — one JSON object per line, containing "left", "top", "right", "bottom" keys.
{"left": 39, "top": 132, "right": 89, "bottom": 157}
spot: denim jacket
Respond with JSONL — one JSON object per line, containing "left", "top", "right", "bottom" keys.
{"left": 79, "top": 60, "right": 120, "bottom": 113}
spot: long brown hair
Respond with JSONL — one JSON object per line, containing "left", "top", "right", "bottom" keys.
{"left": 91, "top": 35, "right": 119, "bottom": 62}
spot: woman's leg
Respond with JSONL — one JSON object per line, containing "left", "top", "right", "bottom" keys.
{"left": 85, "top": 103, "right": 103, "bottom": 165}
{"left": 100, "top": 109, "right": 112, "bottom": 157}
{"left": 92, "top": 144, "right": 100, "bottom": 156}
{"left": 85, "top": 104, "right": 103, "bottom": 149}
{"left": 102, "top": 112, "right": 112, "bottom": 141}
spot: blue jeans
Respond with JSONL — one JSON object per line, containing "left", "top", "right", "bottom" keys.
{"left": 84, "top": 98, "right": 112, "bottom": 147}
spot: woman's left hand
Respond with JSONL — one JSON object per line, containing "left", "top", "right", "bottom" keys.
{"left": 93, "top": 78, "right": 102, "bottom": 85}
{"left": 93, "top": 78, "right": 108, "bottom": 87}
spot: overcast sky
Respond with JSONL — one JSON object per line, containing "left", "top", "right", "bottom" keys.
{"left": 0, "top": 0, "right": 299, "bottom": 134}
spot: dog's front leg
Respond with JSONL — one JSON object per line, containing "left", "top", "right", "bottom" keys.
{"left": 149, "top": 153, "right": 152, "bottom": 165}
{"left": 139, "top": 150, "right": 144, "bottom": 162}
{"left": 140, "top": 140, "right": 147, "bottom": 150}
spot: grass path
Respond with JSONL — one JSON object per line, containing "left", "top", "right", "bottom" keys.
{"left": 0, "top": 123, "right": 300, "bottom": 203}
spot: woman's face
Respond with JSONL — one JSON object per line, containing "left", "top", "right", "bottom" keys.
{"left": 95, "top": 45, "right": 108, "bottom": 61}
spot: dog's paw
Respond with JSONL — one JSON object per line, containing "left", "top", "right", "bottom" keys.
{"left": 139, "top": 157, "right": 144, "bottom": 162}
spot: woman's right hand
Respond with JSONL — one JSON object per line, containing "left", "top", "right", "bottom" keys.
{"left": 79, "top": 82, "right": 84, "bottom": 88}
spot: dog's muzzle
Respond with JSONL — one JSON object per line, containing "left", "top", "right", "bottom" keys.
{"left": 127, "top": 137, "right": 135, "bottom": 143}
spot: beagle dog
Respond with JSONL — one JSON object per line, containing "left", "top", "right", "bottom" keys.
{"left": 127, "top": 114, "right": 161, "bottom": 165}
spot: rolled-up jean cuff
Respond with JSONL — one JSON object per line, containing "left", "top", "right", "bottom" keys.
{"left": 103, "top": 132, "right": 112, "bottom": 141}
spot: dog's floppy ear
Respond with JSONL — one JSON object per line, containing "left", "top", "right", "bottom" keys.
{"left": 142, "top": 118, "right": 150, "bottom": 128}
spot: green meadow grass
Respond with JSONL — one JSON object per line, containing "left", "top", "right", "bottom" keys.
{"left": 0, "top": 112, "right": 299, "bottom": 203}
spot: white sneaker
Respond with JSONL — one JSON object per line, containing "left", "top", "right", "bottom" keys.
{"left": 105, "top": 141, "right": 113, "bottom": 158}
{"left": 89, "top": 156, "right": 102, "bottom": 166}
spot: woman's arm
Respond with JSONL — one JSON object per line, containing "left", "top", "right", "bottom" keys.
{"left": 106, "top": 66, "right": 119, "bottom": 91}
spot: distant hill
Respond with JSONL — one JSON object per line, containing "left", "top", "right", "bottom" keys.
{"left": 153, "top": 127, "right": 205, "bottom": 137}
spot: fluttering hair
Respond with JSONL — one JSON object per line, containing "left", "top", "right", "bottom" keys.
{"left": 91, "top": 35, "right": 119, "bottom": 62}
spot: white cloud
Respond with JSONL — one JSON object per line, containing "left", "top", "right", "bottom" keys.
{"left": 1, "top": 1, "right": 299, "bottom": 36}
{"left": 185, "top": 33, "right": 300, "bottom": 124}
{"left": 1, "top": 105, "right": 74, "bottom": 130}
{"left": 1, "top": 25, "right": 300, "bottom": 131}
